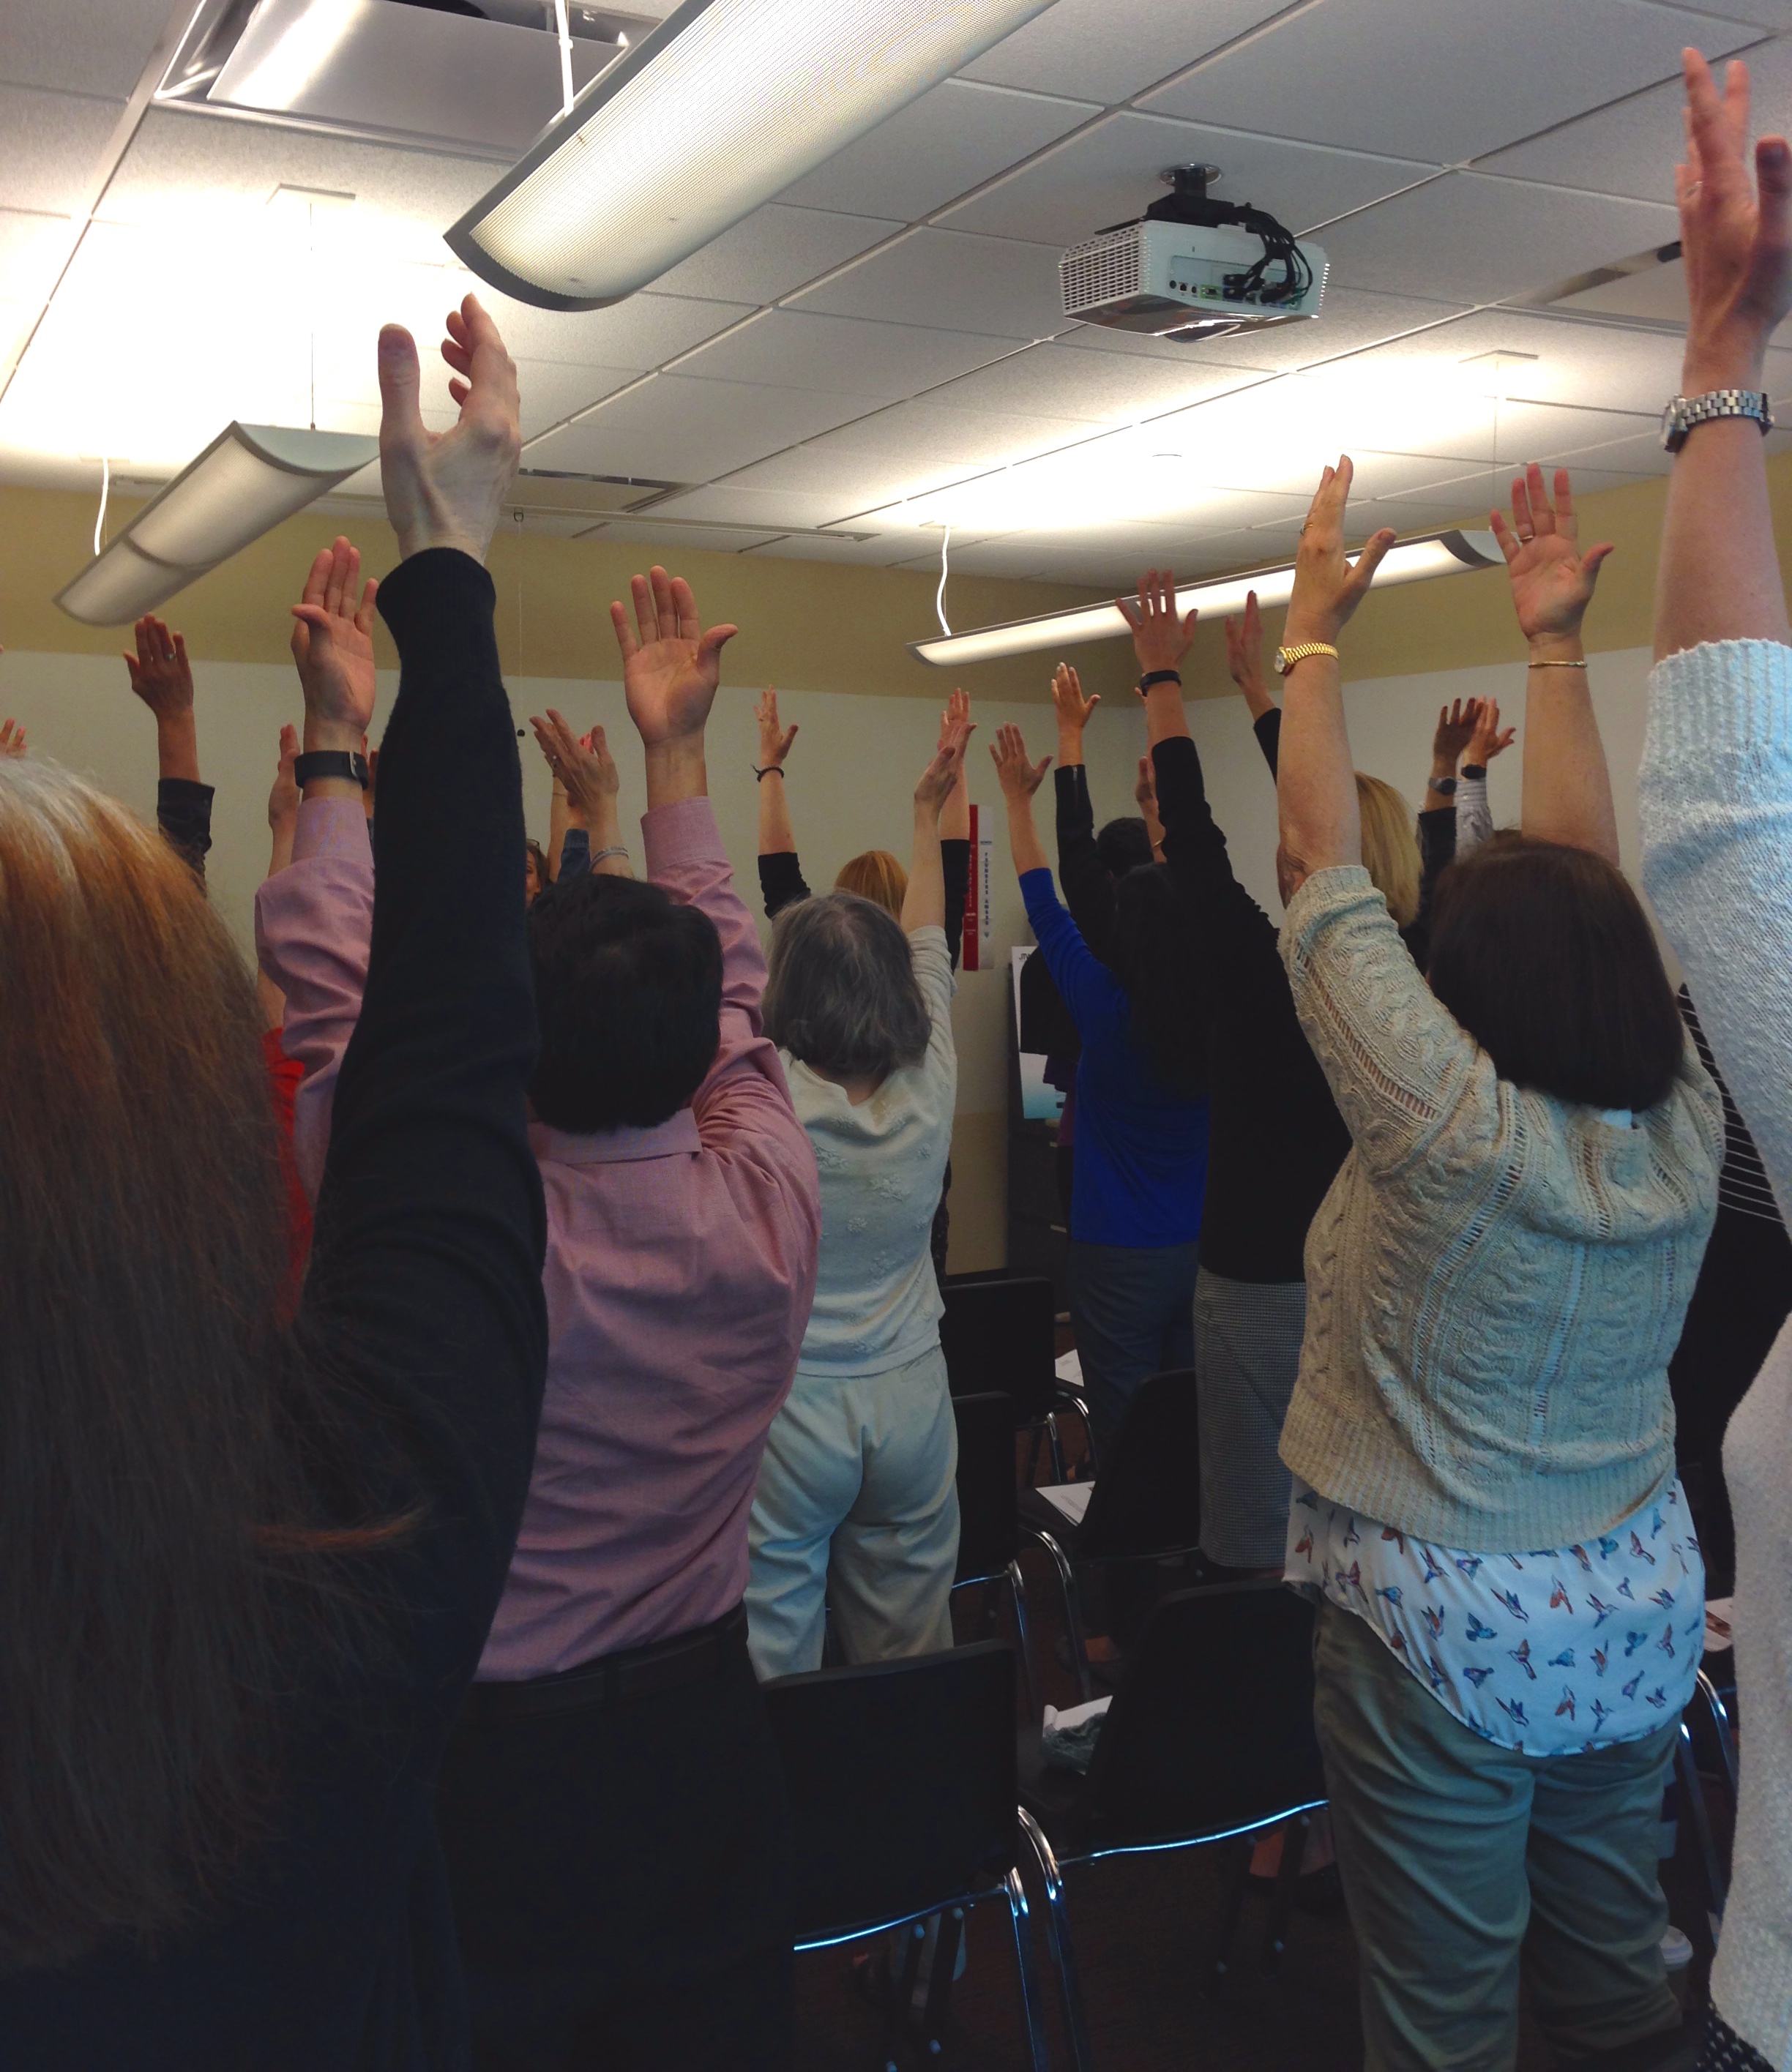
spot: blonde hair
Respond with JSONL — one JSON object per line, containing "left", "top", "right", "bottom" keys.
{"left": 833, "top": 849, "right": 907, "bottom": 919}
{"left": 1354, "top": 774, "right": 1422, "bottom": 931}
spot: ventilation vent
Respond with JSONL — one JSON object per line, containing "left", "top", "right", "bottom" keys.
{"left": 1061, "top": 225, "right": 1144, "bottom": 317}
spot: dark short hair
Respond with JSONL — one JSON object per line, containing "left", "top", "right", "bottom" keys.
{"left": 1097, "top": 815, "right": 1154, "bottom": 878}
{"left": 1109, "top": 864, "right": 1206, "bottom": 1099}
{"left": 1427, "top": 835, "right": 1684, "bottom": 1112}
{"left": 764, "top": 891, "right": 930, "bottom": 1082}
{"left": 526, "top": 875, "right": 722, "bottom": 1132}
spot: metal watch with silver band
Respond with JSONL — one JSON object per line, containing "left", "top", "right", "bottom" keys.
{"left": 1660, "top": 389, "right": 1773, "bottom": 452}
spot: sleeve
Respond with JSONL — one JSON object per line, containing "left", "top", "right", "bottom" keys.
{"left": 1055, "top": 764, "right": 1117, "bottom": 962}
{"left": 1021, "top": 865, "right": 1125, "bottom": 1044}
{"left": 156, "top": 777, "right": 214, "bottom": 878}
{"left": 1279, "top": 863, "right": 1495, "bottom": 1178}
{"left": 941, "top": 835, "right": 971, "bottom": 972}
{"left": 1254, "top": 706, "right": 1282, "bottom": 779}
{"left": 558, "top": 826, "right": 591, "bottom": 882}
{"left": 1416, "top": 804, "right": 1456, "bottom": 935}
{"left": 294, "top": 548, "right": 548, "bottom": 1713}
{"left": 759, "top": 849, "right": 811, "bottom": 919}
{"left": 1457, "top": 768, "right": 1493, "bottom": 857}
{"left": 255, "top": 799, "right": 375, "bottom": 1203}
{"left": 1151, "top": 733, "right": 1283, "bottom": 995}
{"left": 1640, "top": 637, "right": 1792, "bottom": 1220}
{"left": 907, "top": 924, "right": 960, "bottom": 1101}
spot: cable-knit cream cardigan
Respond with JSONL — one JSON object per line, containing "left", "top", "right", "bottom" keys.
{"left": 1642, "top": 637, "right": 1792, "bottom": 2072}
{"left": 1275, "top": 864, "right": 1721, "bottom": 1552}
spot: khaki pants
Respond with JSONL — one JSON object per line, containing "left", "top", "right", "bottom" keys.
{"left": 746, "top": 1344, "right": 960, "bottom": 1682}
{"left": 1313, "top": 1598, "right": 1681, "bottom": 2072}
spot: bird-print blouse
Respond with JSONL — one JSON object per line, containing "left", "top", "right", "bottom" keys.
{"left": 1284, "top": 1478, "right": 1703, "bottom": 1755}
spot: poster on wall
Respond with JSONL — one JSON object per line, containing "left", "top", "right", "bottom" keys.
{"left": 1011, "top": 946, "right": 1067, "bottom": 1123}
{"left": 961, "top": 803, "right": 993, "bottom": 970}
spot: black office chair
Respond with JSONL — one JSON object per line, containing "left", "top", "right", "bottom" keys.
{"left": 762, "top": 1642, "right": 1050, "bottom": 2070}
{"left": 1015, "top": 1583, "right": 1327, "bottom": 2072}
{"left": 951, "top": 1392, "right": 1038, "bottom": 1716}
{"left": 940, "top": 1274, "right": 1091, "bottom": 1481}
{"left": 1018, "top": 1367, "right": 1203, "bottom": 1699}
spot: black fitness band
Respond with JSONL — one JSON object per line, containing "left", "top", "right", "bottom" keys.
{"left": 294, "top": 749, "right": 370, "bottom": 790}
{"left": 1138, "top": 670, "right": 1183, "bottom": 692}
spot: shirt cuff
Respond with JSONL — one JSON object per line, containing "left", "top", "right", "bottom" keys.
{"left": 641, "top": 793, "right": 723, "bottom": 875}
{"left": 293, "top": 796, "right": 373, "bottom": 864}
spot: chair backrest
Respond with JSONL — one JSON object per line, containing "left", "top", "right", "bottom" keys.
{"left": 1075, "top": 1367, "right": 1201, "bottom": 1560}
{"left": 762, "top": 1642, "right": 1018, "bottom": 1942}
{"left": 1080, "top": 1582, "right": 1324, "bottom": 1851}
{"left": 940, "top": 1275, "right": 1057, "bottom": 1420}
{"left": 953, "top": 1391, "right": 1020, "bottom": 1585}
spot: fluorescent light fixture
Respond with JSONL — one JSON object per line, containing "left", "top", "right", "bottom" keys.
{"left": 447, "top": 0, "right": 1056, "bottom": 311}
{"left": 56, "top": 423, "right": 379, "bottom": 626}
{"left": 909, "top": 531, "right": 1503, "bottom": 667}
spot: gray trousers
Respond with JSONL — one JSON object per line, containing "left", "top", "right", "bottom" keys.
{"left": 746, "top": 1344, "right": 960, "bottom": 1682}
{"left": 1194, "top": 1268, "right": 1304, "bottom": 1569}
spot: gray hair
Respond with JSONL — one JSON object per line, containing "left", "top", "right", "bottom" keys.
{"left": 764, "top": 892, "right": 931, "bottom": 1082}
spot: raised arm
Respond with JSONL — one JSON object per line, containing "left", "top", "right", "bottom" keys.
{"left": 1275, "top": 460, "right": 1394, "bottom": 889}
{"left": 1050, "top": 661, "right": 1121, "bottom": 953}
{"left": 902, "top": 708, "right": 973, "bottom": 936}
{"left": 938, "top": 687, "right": 972, "bottom": 968}
{"left": 753, "top": 686, "right": 810, "bottom": 917}
{"left": 1225, "top": 591, "right": 1283, "bottom": 777}
{"left": 1457, "top": 697, "right": 1516, "bottom": 859}
{"left": 125, "top": 613, "right": 214, "bottom": 875}
{"left": 1425, "top": 698, "right": 1480, "bottom": 814}
{"left": 1491, "top": 465, "right": 1619, "bottom": 867}
{"left": 531, "top": 710, "right": 630, "bottom": 878}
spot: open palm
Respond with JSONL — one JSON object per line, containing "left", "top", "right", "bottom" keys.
{"left": 611, "top": 566, "right": 737, "bottom": 744}
{"left": 1491, "top": 465, "right": 1611, "bottom": 641}
{"left": 291, "top": 536, "right": 378, "bottom": 736}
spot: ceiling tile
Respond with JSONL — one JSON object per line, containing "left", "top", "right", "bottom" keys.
{"left": 707, "top": 442, "right": 982, "bottom": 512}
{"left": 744, "top": 531, "right": 944, "bottom": 566}
{"left": 485, "top": 290, "right": 757, "bottom": 371}
{"left": 940, "top": 109, "right": 1436, "bottom": 249}
{"left": 777, "top": 79, "right": 1097, "bottom": 222}
{"left": 649, "top": 203, "right": 902, "bottom": 306}
{"left": 0, "top": 206, "right": 70, "bottom": 302}
{"left": 523, "top": 374, "right": 888, "bottom": 481}
{"left": 510, "top": 362, "right": 644, "bottom": 440}
{"left": 580, "top": 517, "right": 786, "bottom": 552}
{"left": 1140, "top": 0, "right": 1757, "bottom": 165}
{"left": 0, "top": 88, "right": 121, "bottom": 217}
{"left": 786, "top": 227, "right": 1070, "bottom": 340}
{"left": 647, "top": 484, "right": 880, "bottom": 528}
{"left": 1331, "top": 307, "right": 1690, "bottom": 415}
{"left": 1056, "top": 284, "right": 1468, "bottom": 372}
{"left": 959, "top": 0, "right": 1295, "bottom": 105}
{"left": 922, "top": 340, "right": 1266, "bottom": 422}
{"left": 1312, "top": 172, "right": 1681, "bottom": 304}
{"left": 1475, "top": 33, "right": 1792, "bottom": 203}
{"left": 670, "top": 308, "right": 1028, "bottom": 397}
{"left": 818, "top": 397, "right": 1111, "bottom": 464}
{"left": 0, "top": 0, "right": 173, "bottom": 97}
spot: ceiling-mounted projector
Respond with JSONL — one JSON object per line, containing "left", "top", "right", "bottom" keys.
{"left": 1061, "top": 165, "right": 1326, "bottom": 345}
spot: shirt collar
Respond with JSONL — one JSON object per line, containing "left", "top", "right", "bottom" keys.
{"left": 529, "top": 1110, "right": 702, "bottom": 1167}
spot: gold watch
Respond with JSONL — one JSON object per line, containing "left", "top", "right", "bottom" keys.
{"left": 1274, "top": 642, "right": 1340, "bottom": 676}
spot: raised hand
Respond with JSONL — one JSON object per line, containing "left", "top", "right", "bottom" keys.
{"left": 1679, "top": 49, "right": 1792, "bottom": 389}
{"left": 1433, "top": 697, "right": 1483, "bottom": 765}
{"left": 268, "top": 724, "right": 300, "bottom": 831}
{"left": 1051, "top": 662, "right": 1100, "bottom": 734}
{"left": 755, "top": 687, "right": 797, "bottom": 769}
{"left": 990, "top": 722, "right": 1050, "bottom": 802}
{"left": 612, "top": 566, "right": 737, "bottom": 748}
{"left": 291, "top": 536, "right": 379, "bottom": 752}
{"left": 1466, "top": 697, "right": 1517, "bottom": 766}
{"left": 124, "top": 616, "right": 193, "bottom": 721}
{"left": 1224, "top": 589, "right": 1274, "bottom": 717}
{"left": 0, "top": 718, "right": 26, "bottom": 758}
{"left": 1119, "top": 569, "right": 1198, "bottom": 678}
{"left": 531, "top": 708, "right": 618, "bottom": 820}
{"left": 938, "top": 685, "right": 971, "bottom": 753}
{"left": 916, "top": 708, "right": 974, "bottom": 815}
{"left": 1135, "top": 755, "right": 1158, "bottom": 818}
{"left": 378, "top": 293, "right": 521, "bottom": 564}
{"left": 1490, "top": 465, "right": 1613, "bottom": 647}
{"left": 1285, "top": 458, "right": 1395, "bottom": 646}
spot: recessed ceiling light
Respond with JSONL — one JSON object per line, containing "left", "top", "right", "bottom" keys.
{"left": 447, "top": 0, "right": 1055, "bottom": 310}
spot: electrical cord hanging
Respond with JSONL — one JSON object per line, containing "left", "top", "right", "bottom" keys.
{"left": 93, "top": 456, "right": 109, "bottom": 556}
{"left": 553, "top": 0, "right": 575, "bottom": 114}
{"left": 935, "top": 523, "right": 952, "bottom": 637}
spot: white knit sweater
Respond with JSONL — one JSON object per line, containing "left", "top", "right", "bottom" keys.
{"left": 1641, "top": 637, "right": 1792, "bottom": 2071}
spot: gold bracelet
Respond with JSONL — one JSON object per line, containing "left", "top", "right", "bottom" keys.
{"left": 1528, "top": 657, "right": 1588, "bottom": 670}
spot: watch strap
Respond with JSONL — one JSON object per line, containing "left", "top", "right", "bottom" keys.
{"left": 1431, "top": 776, "right": 1458, "bottom": 796}
{"left": 1274, "top": 642, "right": 1340, "bottom": 676}
{"left": 1138, "top": 669, "right": 1183, "bottom": 692}
{"left": 294, "top": 749, "right": 370, "bottom": 790}
{"left": 1661, "top": 389, "right": 1773, "bottom": 452}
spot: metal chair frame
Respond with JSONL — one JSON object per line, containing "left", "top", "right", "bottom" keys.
{"left": 1023, "top": 1524, "right": 1207, "bottom": 1704}
{"left": 1676, "top": 1667, "right": 1740, "bottom": 1938}
{"left": 951, "top": 1557, "right": 1039, "bottom": 1721}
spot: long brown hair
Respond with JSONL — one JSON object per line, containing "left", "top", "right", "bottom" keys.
{"left": 0, "top": 762, "right": 401, "bottom": 1970}
{"left": 833, "top": 848, "right": 907, "bottom": 919}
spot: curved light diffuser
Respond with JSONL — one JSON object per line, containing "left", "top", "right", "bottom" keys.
{"left": 56, "top": 424, "right": 378, "bottom": 626}
{"left": 909, "top": 531, "right": 1504, "bottom": 667}
{"left": 447, "top": 0, "right": 1055, "bottom": 312}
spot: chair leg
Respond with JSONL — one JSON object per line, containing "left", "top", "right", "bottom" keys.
{"left": 1025, "top": 1422, "right": 1045, "bottom": 1486}
{"left": 1047, "top": 1411, "right": 1068, "bottom": 1485}
{"left": 1004, "top": 1864, "right": 1054, "bottom": 2072}
{"left": 1698, "top": 1669, "right": 1740, "bottom": 1801}
{"left": 1677, "top": 1721, "right": 1728, "bottom": 1932}
{"left": 1007, "top": 1559, "right": 1040, "bottom": 1719}
{"left": 1206, "top": 1836, "right": 1253, "bottom": 1991}
{"left": 1018, "top": 1806, "right": 1094, "bottom": 2072}
{"left": 1026, "top": 1526, "right": 1093, "bottom": 1702}
{"left": 919, "top": 1906, "right": 964, "bottom": 2046}
{"left": 884, "top": 1915, "right": 927, "bottom": 2071}
{"left": 1057, "top": 1392, "right": 1097, "bottom": 1479}
{"left": 1261, "top": 1812, "right": 1310, "bottom": 1975}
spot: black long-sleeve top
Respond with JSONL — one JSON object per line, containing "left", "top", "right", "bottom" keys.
{"left": 155, "top": 776, "right": 214, "bottom": 877}
{"left": 759, "top": 838, "right": 972, "bottom": 971}
{"left": 1151, "top": 731, "right": 1349, "bottom": 1283}
{"left": 1053, "top": 763, "right": 1119, "bottom": 968}
{"left": 7, "top": 550, "right": 550, "bottom": 2069}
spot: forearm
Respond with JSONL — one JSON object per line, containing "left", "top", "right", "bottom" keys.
{"left": 1143, "top": 682, "right": 1191, "bottom": 747}
{"left": 644, "top": 735, "right": 706, "bottom": 812}
{"left": 1423, "top": 749, "right": 1459, "bottom": 814}
{"left": 547, "top": 783, "right": 570, "bottom": 880}
{"left": 155, "top": 711, "right": 201, "bottom": 786}
{"left": 941, "top": 762, "right": 969, "bottom": 843}
{"left": 758, "top": 766, "right": 795, "bottom": 853}
{"left": 269, "top": 814, "right": 296, "bottom": 878}
{"left": 584, "top": 788, "right": 627, "bottom": 870}
{"left": 902, "top": 801, "right": 947, "bottom": 933}
{"left": 1519, "top": 636, "right": 1621, "bottom": 865}
{"left": 1004, "top": 790, "right": 1050, "bottom": 880}
{"left": 1056, "top": 720, "right": 1086, "bottom": 770}
{"left": 1239, "top": 678, "right": 1277, "bottom": 724}
{"left": 1276, "top": 654, "right": 1360, "bottom": 871}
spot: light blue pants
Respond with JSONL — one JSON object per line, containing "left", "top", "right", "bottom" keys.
{"left": 746, "top": 1344, "right": 960, "bottom": 1682}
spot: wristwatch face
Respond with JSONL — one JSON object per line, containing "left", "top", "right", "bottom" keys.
{"left": 1274, "top": 647, "right": 1293, "bottom": 676}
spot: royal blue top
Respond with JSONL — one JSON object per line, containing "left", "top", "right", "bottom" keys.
{"left": 1022, "top": 867, "right": 1209, "bottom": 1250}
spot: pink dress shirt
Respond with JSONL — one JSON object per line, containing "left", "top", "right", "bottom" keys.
{"left": 257, "top": 793, "right": 821, "bottom": 1675}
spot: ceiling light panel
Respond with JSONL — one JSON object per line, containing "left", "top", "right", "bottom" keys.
{"left": 448, "top": 0, "right": 1056, "bottom": 310}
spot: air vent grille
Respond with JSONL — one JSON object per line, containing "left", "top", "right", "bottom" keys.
{"left": 1061, "top": 225, "right": 1143, "bottom": 316}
